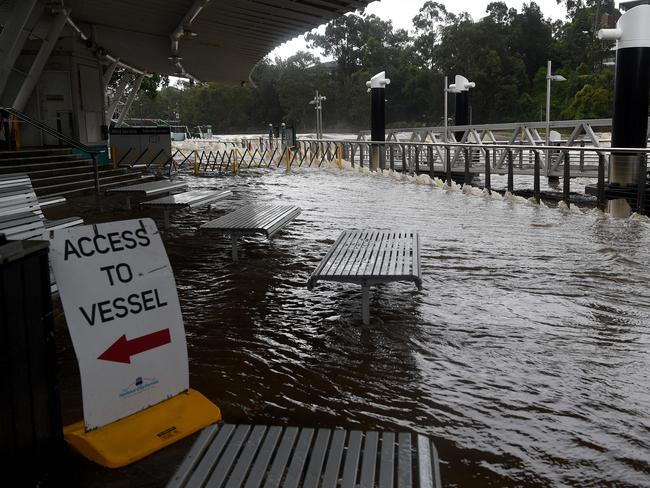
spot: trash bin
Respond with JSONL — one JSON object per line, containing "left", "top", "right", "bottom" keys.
{"left": 0, "top": 236, "right": 62, "bottom": 484}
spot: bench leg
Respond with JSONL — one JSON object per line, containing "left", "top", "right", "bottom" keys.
{"left": 231, "top": 234, "right": 239, "bottom": 261}
{"left": 361, "top": 284, "right": 370, "bottom": 325}
{"left": 125, "top": 196, "right": 132, "bottom": 210}
{"left": 163, "top": 209, "right": 170, "bottom": 230}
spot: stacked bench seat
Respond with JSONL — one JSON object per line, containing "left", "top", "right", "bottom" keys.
{"left": 0, "top": 173, "right": 83, "bottom": 233}
{"left": 0, "top": 174, "right": 84, "bottom": 293}
{"left": 105, "top": 179, "right": 188, "bottom": 209}
{"left": 140, "top": 189, "right": 232, "bottom": 229}
{"left": 308, "top": 230, "right": 422, "bottom": 324}
{"left": 168, "top": 423, "right": 441, "bottom": 488}
{"left": 200, "top": 203, "right": 301, "bottom": 261}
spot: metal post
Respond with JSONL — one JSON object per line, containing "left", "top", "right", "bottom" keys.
{"left": 428, "top": 146, "right": 434, "bottom": 178}
{"left": 507, "top": 149, "right": 514, "bottom": 193}
{"left": 443, "top": 76, "right": 448, "bottom": 146}
{"left": 464, "top": 148, "right": 470, "bottom": 185}
{"left": 414, "top": 147, "right": 419, "bottom": 174}
{"left": 563, "top": 150, "right": 570, "bottom": 206}
{"left": 597, "top": 153, "right": 605, "bottom": 210}
{"left": 637, "top": 153, "right": 646, "bottom": 214}
{"left": 445, "top": 146, "right": 451, "bottom": 185}
{"left": 401, "top": 145, "right": 406, "bottom": 173}
{"left": 534, "top": 151, "right": 541, "bottom": 204}
{"left": 484, "top": 148, "right": 491, "bottom": 193}
{"left": 545, "top": 60, "right": 552, "bottom": 177}
{"left": 92, "top": 153, "right": 100, "bottom": 195}
{"left": 390, "top": 145, "right": 395, "bottom": 171}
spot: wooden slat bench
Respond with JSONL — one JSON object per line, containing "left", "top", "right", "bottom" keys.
{"left": 200, "top": 203, "right": 301, "bottom": 261}
{"left": 105, "top": 180, "right": 188, "bottom": 209}
{"left": 140, "top": 189, "right": 233, "bottom": 229}
{"left": 308, "top": 230, "right": 422, "bottom": 324}
{"left": 168, "top": 424, "right": 441, "bottom": 488}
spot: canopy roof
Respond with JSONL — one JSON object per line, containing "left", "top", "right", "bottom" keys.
{"left": 64, "top": 0, "right": 370, "bottom": 81}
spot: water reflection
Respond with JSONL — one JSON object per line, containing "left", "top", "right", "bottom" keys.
{"left": 56, "top": 168, "right": 650, "bottom": 487}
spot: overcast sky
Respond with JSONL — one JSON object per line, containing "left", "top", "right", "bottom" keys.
{"left": 269, "top": 0, "right": 569, "bottom": 59}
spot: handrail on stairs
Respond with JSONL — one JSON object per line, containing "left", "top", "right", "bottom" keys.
{"left": 0, "top": 107, "right": 101, "bottom": 194}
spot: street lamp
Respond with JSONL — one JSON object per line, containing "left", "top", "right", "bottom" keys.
{"left": 308, "top": 90, "right": 326, "bottom": 139}
{"left": 545, "top": 60, "right": 566, "bottom": 176}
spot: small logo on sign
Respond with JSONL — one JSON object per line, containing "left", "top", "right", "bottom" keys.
{"left": 120, "top": 376, "right": 159, "bottom": 398}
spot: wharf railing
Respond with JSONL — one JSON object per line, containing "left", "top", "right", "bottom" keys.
{"left": 357, "top": 118, "right": 650, "bottom": 178}
{"left": 124, "top": 137, "right": 650, "bottom": 214}
{"left": 298, "top": 138, "right": 650, "bottom": 214}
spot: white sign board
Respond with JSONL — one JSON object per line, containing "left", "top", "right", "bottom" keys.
{"left": 50, "top": 218, "right": 188, "bottom": 430}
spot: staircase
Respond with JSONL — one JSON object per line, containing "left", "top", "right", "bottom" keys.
{"left": 0, "top": 147, "right": 154, "bottom": 197}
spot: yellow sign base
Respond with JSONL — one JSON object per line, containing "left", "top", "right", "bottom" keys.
{"left": 64, "top": 389, "right": 221, "bottom": 468}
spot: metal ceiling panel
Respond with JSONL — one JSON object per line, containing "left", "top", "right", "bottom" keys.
{"left": 61, "top": 0, "right": 370, "bottom": 81}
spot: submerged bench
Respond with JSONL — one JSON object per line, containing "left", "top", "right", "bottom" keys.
{"left": 105, "top": 179, "right": 188, "bottom": 209}
{"left": 140, "top": 189, "right": 232, "bottom": 229}
{"left": 200, "top": 203, "right": 301, "bottom": 261}
{"left": 168, "top": 424, "right": 441, "bottom": 488}
{"left": 308, "top": 230, "right": 422, "bottom": 324}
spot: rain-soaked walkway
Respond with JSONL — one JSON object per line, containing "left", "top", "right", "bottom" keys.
{"left": 53, "top": 168, "right": 650, "bottom": 487}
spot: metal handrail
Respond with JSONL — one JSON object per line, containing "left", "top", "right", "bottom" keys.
{"left": 1, "top": 107, "right": 102, "bottom": 193}
{"left": 299, "top": 138, "right": 650, "bottom": 155}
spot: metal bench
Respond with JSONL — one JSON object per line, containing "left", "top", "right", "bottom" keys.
{"left": 168, "top": 424, "right": 441, "bottom": 488}
{"left": 0, "top": 173, "right": 82, "bottom": 230}
{"left": 0, "top": 174, "right": 65, "bottom": 208}
{"left": 200, "top": 204, "right": 301, "bottom": 261}
{"left": 105, "top": 180, "right": 188, "bottom": 209}
{"left": 308, "top": 230, "right": 422, "bottom": 324}
{"left": 140, "top": 189, "right": 233, "bottom": 229}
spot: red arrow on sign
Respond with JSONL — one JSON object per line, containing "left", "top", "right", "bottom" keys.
{"left": 98, "top": 329, "right": 171, "bottom": 364}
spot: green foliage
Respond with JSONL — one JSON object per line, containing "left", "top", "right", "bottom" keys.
{"left": 131, "top": 1, "right": 623, "bottom": 133}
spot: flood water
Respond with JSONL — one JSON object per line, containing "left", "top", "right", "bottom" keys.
{"left": 54, "top": 167, "right": 650, "bottom": 487}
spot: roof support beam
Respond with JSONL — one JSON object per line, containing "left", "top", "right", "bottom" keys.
{"left": 103, "top": 58, "right": 120, "bottom": 90}
{"left": 106, "top": 75, "right": 131, "bottom": 125}
{"left": 0, "top": 0, "right": 41, "bottom": 98}
{"left": 116, "top": 73, "right": 144, "bottom": 125}
{"left": 12, "top": 11, "right": 68, "bottom": 112}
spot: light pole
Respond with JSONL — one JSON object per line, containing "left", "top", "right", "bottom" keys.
{"left": 308, "top": 90, "right": 326, "bottom": 139}
{"left": 545, "top": 60, "right": 566, "bottom": 177}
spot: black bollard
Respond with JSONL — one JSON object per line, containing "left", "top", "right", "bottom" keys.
{"left": 448, "top": 75, "right": 475, "bottom": 141}
{"left": 599, "top": 4, "right": 650, "bottom": 216}
{"left": 366, "top": 71, "right": 390, "bottom": 171}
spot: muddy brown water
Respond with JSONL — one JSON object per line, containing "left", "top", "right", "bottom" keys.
{"left": 51, "top": 168, "right": 650, "bottom": 487}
